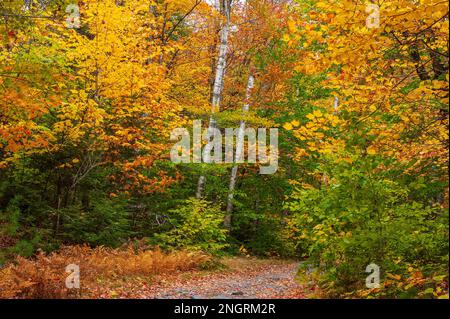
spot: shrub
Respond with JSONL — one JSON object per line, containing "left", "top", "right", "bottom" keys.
{"left": 285, "top": 159, "right": 449, "bottom": 298}
{"left": 152, "top": 198, "right": 228, "bottom": 254}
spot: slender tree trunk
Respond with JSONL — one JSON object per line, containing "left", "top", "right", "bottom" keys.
{"left": 408, "top": 39, "right": 431, "bottom": 81}
{"left": 333, "top": 96, "right": 339, "bottom": 113}
{"left": 224, "top": 73, "right": 254, "bottom": 228}
{"left": 196, "top": 0, "right": 232, "bottom": 198}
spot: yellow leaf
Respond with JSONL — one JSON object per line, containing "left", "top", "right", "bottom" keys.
{"left": 386, "top": 273, "right": 401, "bottom": 280}
{"left": 316, "top": 2, "right": 326, "bottom": 8}
{"left": 367, "top": 147, "right": 376, "bottom": 155}
{"left": 291, "top": 120, "right": 300, "bottom": 127}
{"left": 313, "top": 110, "right": 323, "bottom": 117}
{"left": 342, "top": 157, "right": 353, "bottom": 164}
{"left": 287, "top": 20, "right": 297, "bottom": 33}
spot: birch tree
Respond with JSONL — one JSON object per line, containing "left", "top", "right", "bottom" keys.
{"left": 196, "top": 0, "right": 232, "bottom": 198}
{"left": 224, "top": 73, "right": 254, "bottom": 229}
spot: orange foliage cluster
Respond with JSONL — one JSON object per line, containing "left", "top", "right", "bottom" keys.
{"left": 0, "top": 245, "right": 210, "bottom": 299}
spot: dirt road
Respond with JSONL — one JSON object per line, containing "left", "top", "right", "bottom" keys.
{"left": 146, "top": 258, "right": 306, "bottom": 299}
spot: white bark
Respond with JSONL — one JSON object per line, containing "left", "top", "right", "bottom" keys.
{"left": 213, "top": 0, "right": 221, "bottom": 11}
{"left": 333, "top": 96, "right": 339, "bottom": 113}
{"left": 196, "top": 0, "right": 232, "bottom": 198}
{"left": 224, "top": 74, "right": 254, "bottom": 228}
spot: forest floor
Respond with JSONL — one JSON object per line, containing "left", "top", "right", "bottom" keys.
{"left": 93, "top": 257, "right": 309, "bottom": 299}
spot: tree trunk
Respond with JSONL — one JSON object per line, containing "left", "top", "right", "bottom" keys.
{"left": 224, "top": 73, "right": 254, "bottom": 229}
{"left": 196, "top": 0, "right": 232, "bottom": 198}
{"left": 333, "top": 96, "right": 339, "bottom": 113}
{"left": 409, "top": 39, "right": 431, "bottom": 81}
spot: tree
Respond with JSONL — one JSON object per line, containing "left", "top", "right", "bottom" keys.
{"left": 196, "top": 0, "right": 232, "bottom": 198}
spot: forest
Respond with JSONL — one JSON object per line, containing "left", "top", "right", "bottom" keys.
{"left": 0, "top": 0, "right": 448, "bottom": 299}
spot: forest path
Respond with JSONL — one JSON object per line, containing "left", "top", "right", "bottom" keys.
{"left": 145, "top": 258, "right": 307, "bottom": 299}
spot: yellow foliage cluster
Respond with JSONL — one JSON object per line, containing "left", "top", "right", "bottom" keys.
{"left": 284, "top": 0, "right": 448, "bottom": 171}
{"left": 0, "top": 0, "right": 217, "bottom": 194}
{"left": 284, "top": 106, "right": 343, "bottom": 157}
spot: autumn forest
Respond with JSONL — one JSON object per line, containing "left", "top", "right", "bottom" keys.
{"left": 0, "top": 0, "right": 448, "bottom": 299}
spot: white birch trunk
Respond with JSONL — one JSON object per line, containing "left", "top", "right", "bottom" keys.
{"left": 333, "top": 96, "right": 339, "bottom": 113}
{"left": 196, "top": 0, "right": 231, "bottom": 198}
{"left": 224, "top": 74, "right": 254, "bottom": 228}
